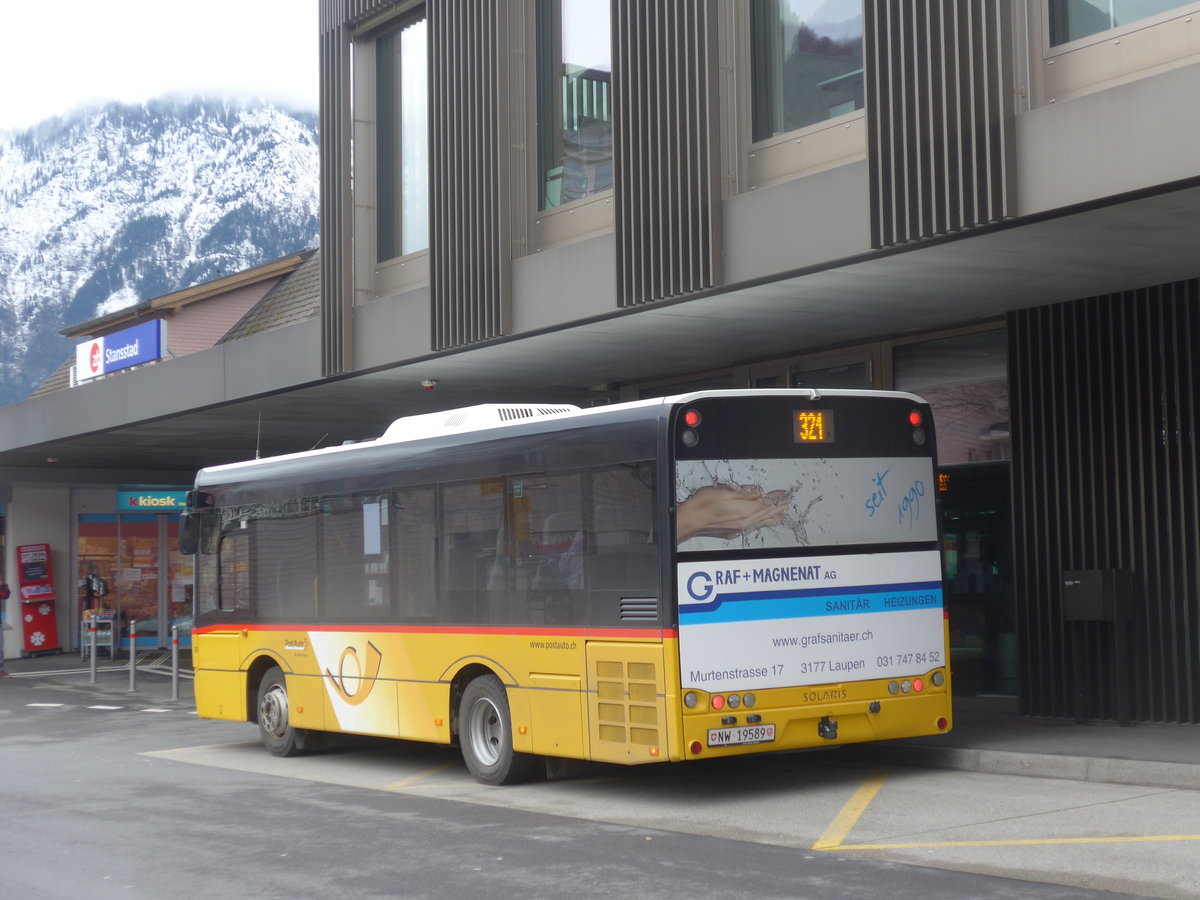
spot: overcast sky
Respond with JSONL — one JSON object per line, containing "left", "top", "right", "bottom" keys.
{"left": 0, "top": 0, "right": 319, "bottom": 131}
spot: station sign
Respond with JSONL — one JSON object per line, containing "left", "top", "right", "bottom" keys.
{"left": 75, "top": 319, "right": 168, "bottom": 383}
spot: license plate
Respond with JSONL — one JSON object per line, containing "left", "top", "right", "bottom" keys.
{"left": 707, "top": 723, "right": 776, "bottom": 747}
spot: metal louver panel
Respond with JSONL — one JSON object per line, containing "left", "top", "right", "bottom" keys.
{"left": 612, "top": 0, "right": 721, "bottom": 308}
{"left": 343, "top": 0, "right": 396, "bottom": 22}
{"left": 619, "top": 597, "right": 659, "bottom": 621}
{"left": 1009, "top": 282, "right": 1200, "bottom": 723}
{"left": 319, "top": 0, "right": 354, "bottom": 376}
{"left": 864, "top": 0, "right": 1015, "bottom": 249}
{"left": 319, "top": 1, "right": 402, "bottom": 376}
{"left": 429, "top": 0, "right": 509, "bottom": 350}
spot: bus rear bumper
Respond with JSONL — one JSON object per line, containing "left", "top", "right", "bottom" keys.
{"left": 680, "top": 692, "right": 952, "bottom": 760}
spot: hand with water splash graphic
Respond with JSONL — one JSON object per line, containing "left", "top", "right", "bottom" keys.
{"left": 676, "top": 484, "right": 792, "bottom": 544}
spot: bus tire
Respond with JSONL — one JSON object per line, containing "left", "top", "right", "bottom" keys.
{"left": 257, "top": 666, "right": 308, "bottom": 757}
{"left": 458, "top": 674, "right": 541, "bottom": 785}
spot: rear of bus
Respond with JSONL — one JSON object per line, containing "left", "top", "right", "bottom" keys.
{"left": 669, "top": 390, "right": 951, "bottom": 760}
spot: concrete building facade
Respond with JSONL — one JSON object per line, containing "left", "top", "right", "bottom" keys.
{"left": 2, "top": 1, "right": 1198, "bottom": 721}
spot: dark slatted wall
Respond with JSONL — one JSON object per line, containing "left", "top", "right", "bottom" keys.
{"left": 864, "top": 0, "right": 1015, "bottom": 248}
{"left": 319, "top": 0, "right": 354, "bottom": 376}
{"left": 429, "top": 0, "right": 509, "bottom": 349}
{"left": 320, "top": 0, "right": 406, "bottom": 375}
{"left": 1009, "top": 283, "right": 1200, "bottom": 723}
{"left": 612, "top": 0, "right": 721, "bottom": 307}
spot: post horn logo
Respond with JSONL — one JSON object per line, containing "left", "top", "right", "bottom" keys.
{"left": 325, "top": 641, "right": 383, "bottom": 706}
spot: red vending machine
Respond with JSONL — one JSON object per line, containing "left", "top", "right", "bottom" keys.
{"left": 17, "top": 543, "right": 61, "bottom": 656}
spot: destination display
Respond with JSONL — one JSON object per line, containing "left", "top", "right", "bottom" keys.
{"left": 793, "top": 409, "right": 834, "bottom": 443}
{"left": 677, "top": 549, "right": 945, "bottom": 693}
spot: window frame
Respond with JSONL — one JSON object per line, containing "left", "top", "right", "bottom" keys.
{"left": 1043, "top": 0, "right": 1200, "bottom": 51}
{"left": 353, "top": 7, "right": 432, "bottom": 302}
{"left": 1028, "top": 0, "right": 1200, "bottom": 106}
{"left": 735, "top": 0, "right": 868, "bottom": 192}
{"left": 525, "top": 0, "right": 615, "bottom": 252}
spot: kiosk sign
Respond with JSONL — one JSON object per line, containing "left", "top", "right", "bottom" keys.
{"left": 116, "top": 489, "right": 187, "bottom": 510}
{"left": 75, "top": 320, "right": 167, "bottom": 383}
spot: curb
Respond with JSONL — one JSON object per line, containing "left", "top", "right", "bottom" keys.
{"left": 838, "top": 743, "right": 1200, "bottom": 791}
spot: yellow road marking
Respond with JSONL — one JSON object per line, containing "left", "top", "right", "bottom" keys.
{"left": 384, "top": 762, "right": 456, "bottom": 790}
{"left": 812, "top": 770, "right": 1200, "bottom": 851}
{"left": 812, "top": 770, "right": 888, "bottom": 850}
{"left": 837, "top": 834, "right": 1200, "bottom": 850}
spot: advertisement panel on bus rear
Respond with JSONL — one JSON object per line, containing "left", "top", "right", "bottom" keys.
{"left": 675, "top": 457, "right": 936, "bottom": 551}
{"left": 677, "top": 550, "right": 944, "bottom": 693}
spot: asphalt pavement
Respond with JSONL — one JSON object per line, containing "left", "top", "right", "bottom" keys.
{"left": 5, "top": 647, "right": 1198, "bottom": 791}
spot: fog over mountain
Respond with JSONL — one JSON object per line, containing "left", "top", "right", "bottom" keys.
{"left": 0, "top": 97, "right": 319, "bottom": 406}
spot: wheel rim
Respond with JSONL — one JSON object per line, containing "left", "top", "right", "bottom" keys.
{"left": 466, "top": 695, "right": 504, "bottom": 768}
{"left": 260, "top": 683, "right": 289, "bottom": 739}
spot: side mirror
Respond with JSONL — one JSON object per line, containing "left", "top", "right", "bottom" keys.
{"left": 200, "top": 512, "right": 220, "bottom": 555}
{"left": 179, "top": 511, "right": 220, "bottom": 556}
{"left": 179, "top": 512, "right": 199, "bottom": 556}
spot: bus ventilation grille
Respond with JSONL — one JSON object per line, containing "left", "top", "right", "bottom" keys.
{"left": 380, "top": 403, "right": 580, "bottom": 443}
{"left": 619, "top": 597, "right": 658, "bottom": 621}
{"left": 595, "top": 660, "right": 659, "bottom": 746}
{"left": 497, "top": 405, "right": 576, "bottom": 421}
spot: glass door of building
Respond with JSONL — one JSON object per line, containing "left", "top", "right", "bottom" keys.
{"left": 938, "top": 462, "right": 1015, "bottom": 695}
{"left": 750, "top": 348, "right": 881, "bottom": 390}
{"left": 892, "top": 327, "right": 1013, "bottom": 696}
{"left": 791, "top": 352, "right": 878, "bottom": 389}
{"left": 77, "top": 514, "right": 192, "bottom": 650}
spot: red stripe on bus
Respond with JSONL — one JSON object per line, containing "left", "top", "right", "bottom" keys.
{"left": 193, "top": 623, "right": 679, "bottom": 640}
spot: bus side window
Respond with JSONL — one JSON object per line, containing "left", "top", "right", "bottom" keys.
{"left": 320, "top": 496, "right": 390, "bottom": 621}
{"left": 393, "top": 487, "right": 436, "bottom": 621}
{"left": 218, "top": 529, "right": 251, "bottom": 612}
{"left": 253, "top": 508, "right": 318, "bottom": 622}
{"left": 589, "top": 462, "right": 659, "bottom": 615}
{"left": 520, "top": 472, "right": 585, "bottom": 625}
{"left": 439, "top": 480, "right": 503, "bottom": 624}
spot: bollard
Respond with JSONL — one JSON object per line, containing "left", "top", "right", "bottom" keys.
{"left": 89, "top": 619, "right": 98, "bottom": 684}
{"left": 170, "top": 625, "right": 180, "bottom": 701}
{"left": 128, "top": 620, "right": 137, "bottom": 692}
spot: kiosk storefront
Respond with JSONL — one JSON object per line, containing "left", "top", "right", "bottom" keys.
{"left": 77, "top": 487, "right": 192, "bottom": 650}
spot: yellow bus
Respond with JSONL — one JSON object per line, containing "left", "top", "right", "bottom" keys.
{"left": 181, "top": 390, "right": 951, "bottom": 784}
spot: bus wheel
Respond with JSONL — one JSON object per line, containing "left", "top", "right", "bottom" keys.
{"left": 257, "top": 666, "right": 307, "bottom": 757}
{"left": 459, "top": 675, "right": 541, "bottom": 785}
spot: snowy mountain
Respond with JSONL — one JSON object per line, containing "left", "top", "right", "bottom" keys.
{"left": 0, "top": 98, "right": 320, "bottom": 406}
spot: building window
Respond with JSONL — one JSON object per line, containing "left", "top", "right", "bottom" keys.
{"left": 1048, "top": 0, "right": 1192, "bottom": 46}
{"left": 892, "top": 328, "right": 1010, "bottom": 466}
{"left": 750, "top": 0, "right": 864, "bottom": 142}
{"left": 637, "top": 372, "right": 734, "bottom": 400}
{"left": 536, "top": 0, "right": 612, "bottom": 209}
{"left": 377, "top": 15, "right": 429, "bottom": 261}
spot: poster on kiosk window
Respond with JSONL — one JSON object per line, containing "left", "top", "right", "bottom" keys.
{"left": 17, "top": 544, "right": 61, "bottom": 656}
